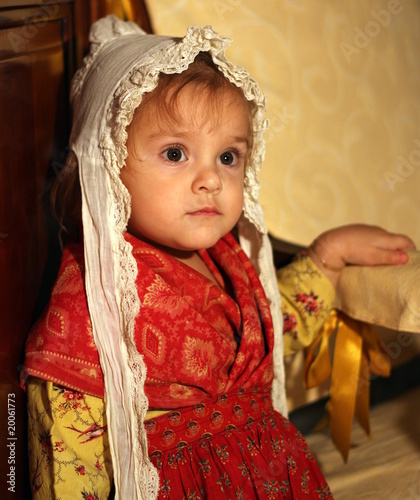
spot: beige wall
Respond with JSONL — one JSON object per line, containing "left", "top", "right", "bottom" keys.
{"left": 147, "top": 0, "right": 420, "bottom": 247}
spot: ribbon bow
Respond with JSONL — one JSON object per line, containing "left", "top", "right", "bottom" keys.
{"left": 304, "top": 309, "right": 390, "bottom": 461}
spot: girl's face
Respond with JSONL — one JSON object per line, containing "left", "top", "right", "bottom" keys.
{"left": 120, "top": 82, "right": 250, "bottom": 256}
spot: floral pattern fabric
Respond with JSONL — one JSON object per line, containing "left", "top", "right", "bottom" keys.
{"left": 27, "top": 378, "right": 112, "bottom": 499}
{"left": 24, "top": 233, "right": 335, "bottom": 498}
{"left": 27, "top": 381, "right": 333, "bottom": 499}
{"left": 146, "top": 389, "right": 332, "bottom": 499}
{"left": 22, "top": 233, "right": 275, "bottom": 407}
{"left": 278, "top": 252, "right": 335, "bottom": 355}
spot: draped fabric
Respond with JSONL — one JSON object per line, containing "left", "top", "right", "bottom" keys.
{"left": 21, "top": 232, "right": 275, "bottom": 405}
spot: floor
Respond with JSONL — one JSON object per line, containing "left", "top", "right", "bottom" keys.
{"left": 304, "top": 382, "right": 420, "bottom": 499}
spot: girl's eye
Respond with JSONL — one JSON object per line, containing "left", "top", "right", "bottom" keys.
{"left": 162, "top": 147, "right": 186, "bottom": 162}
{"left": 219, "top": 150, "right": 238, "bottom": 166}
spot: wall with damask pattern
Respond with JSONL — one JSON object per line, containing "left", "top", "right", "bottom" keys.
{"left": 146, "top": 0, "right": 420, "bottom": 247}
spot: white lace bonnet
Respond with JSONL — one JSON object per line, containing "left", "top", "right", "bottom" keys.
{"left": 69, "top": 15, "right": 285, "bottom": 499}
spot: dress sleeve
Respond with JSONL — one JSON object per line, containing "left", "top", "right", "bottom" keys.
{"left": 26, "top": 377, "right": 113, "bottom": 499}
{"left": 276, "top": 253, "right": 336, "bottom": 355}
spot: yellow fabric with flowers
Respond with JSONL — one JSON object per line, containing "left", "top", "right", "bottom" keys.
{"left": 27, "top": 378, "right": 112, "bottom": 499}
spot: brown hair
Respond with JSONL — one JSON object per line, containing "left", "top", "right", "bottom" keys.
{"left": 50, "top": 150, "right": 81, "bottom": 244}
{"left": 52, "top": 52, "right": 252, "bottom": 243}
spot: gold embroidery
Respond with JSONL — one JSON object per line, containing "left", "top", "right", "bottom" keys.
{"left": 141, "top": 324, "right": 166, "bottom": 364}
{"left": 182, "top": 336, "right": 216, "bottom": 379}
{"left": 46, "top": 309, "right": 65, "bottom": 338}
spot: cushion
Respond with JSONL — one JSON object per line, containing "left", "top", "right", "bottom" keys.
{"left": 335, "top": 250, "right": 420, "bottom": 333}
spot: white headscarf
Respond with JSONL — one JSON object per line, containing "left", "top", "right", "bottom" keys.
{"left": 70, "top": 15, "right": 285, "bottom": 499}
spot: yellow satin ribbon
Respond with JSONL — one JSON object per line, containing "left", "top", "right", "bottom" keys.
{"left": 304, "top": 310, "right": 390, "bottom": 462}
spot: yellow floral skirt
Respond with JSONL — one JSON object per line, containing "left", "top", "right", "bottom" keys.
{"left": 27, "top": 378, "right": 113, "bottom": 499}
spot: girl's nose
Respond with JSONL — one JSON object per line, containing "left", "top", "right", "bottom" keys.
{"left": 192, "top": 163, "right": 222, "bottom": 194}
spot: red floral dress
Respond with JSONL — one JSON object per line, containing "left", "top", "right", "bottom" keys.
{"left": 23, "top": 233, "right": 334, "bottom": 499}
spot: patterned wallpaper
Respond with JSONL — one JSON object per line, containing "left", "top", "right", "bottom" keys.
{"left": 146, "top": 0, "right": 420, "bottom": 247}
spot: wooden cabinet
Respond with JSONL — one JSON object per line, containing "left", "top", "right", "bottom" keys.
{"left": 0, "top": 1, "right": 151, "bottom": 495}
{"left": 0, "top": 5, "right": 76, "bottom": 496}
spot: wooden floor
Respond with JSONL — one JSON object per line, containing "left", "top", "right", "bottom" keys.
{"left": 306, "top": 385, "right": 420, "bottom": 499}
